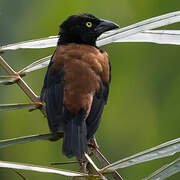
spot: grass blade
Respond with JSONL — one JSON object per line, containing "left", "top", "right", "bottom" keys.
{"left": 97, "top": 11, "right": 180, "bottom": 46}
{"left": 1, "top": 11, "right": 180, "bottom": 52}
{"left": 0, "top": 36, "right": 58, "bottom": 51}
{"left": 114, "top": 30, "right": 180, "bottom": 45}
{"left": 144, "top": 157, "right": 180, "bottom": 180}
{"left": 0, "top": 76, "right": 18, "bottom": 85}
{"left": 19, "top": 56, "right": 51, "bottom": 74}
{"left": 0, "top": 103, "right": 41, "bottom": 112}
{"left": 0, "top": 160, "right": 93, "bottom": 178}
{"left": 100, "top": 138, "right": 180, "bottom": 173}
{"left": 0, "top": 133, "right": 63, "bottom": 149}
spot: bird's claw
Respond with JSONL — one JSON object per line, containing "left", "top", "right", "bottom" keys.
{"left": 88, "top": 137, "right": 99, "bottom": 150}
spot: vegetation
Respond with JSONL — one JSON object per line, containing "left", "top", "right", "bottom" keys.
{"left": 0, "top": 1, "right": 180, "bottom": 179}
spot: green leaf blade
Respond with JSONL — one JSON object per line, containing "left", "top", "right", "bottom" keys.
{"left": 0, "top": 36, "right": 58, "bottom": 51}
{"left": 144, "top": 157, "right": 180, "bottom": 180}
{"left": 0, "top": 76, "right": 18, "bottom": 85}
{"left": 0, "top": 160, "right": 92, "bottom": 177}
{"left": 107, "top": 30, "right": 180, "bottom": 45}
{"left": 0, "top": 133, "right": 63, "bottom": 149}
{"left": 97, "top": 11, "right": 180, "bottom": 46}
{"left": 19, "top": 56, "right": 51, "bottom": 74}
{"left": 100, "top": 138, "right": 180, "bottom": 173}
{"left": 0, "top": 103, "right": 40, "bottom": 111}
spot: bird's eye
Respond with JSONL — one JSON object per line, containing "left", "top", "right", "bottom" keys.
{"left": 86, "top": 22, "right": 92, "bottom": 28}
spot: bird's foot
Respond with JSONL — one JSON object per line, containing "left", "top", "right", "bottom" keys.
{"left": 88, "top": 137, "right": 99, "bottom": 150}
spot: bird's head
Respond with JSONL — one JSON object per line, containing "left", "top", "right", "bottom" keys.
{"left": 58, "top": 13, "right": 119, "bottom": 46}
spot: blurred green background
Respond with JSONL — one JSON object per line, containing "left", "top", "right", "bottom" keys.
{"left": 0, "top": 0, "right": 180, "bottom": 179}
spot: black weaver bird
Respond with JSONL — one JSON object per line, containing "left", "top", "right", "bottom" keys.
{"left": 41, "top": 13, "right": 119, "bottom": 160}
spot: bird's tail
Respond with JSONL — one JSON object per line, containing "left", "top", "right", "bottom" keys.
{"left": 62, "top": 110, "right": 88, "bottom": 160}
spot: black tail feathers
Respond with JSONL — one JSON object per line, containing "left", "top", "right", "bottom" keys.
{"left": 62, "top": 109, "right": 88, "bottom": 160}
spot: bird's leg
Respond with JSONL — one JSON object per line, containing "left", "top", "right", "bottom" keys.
{"left": 88, "top": 136, "right": 99, "bottom": 150}
{"left": 79, "top": 156, "right": 89, "bottom": 174}
{"left": 71, "top": 158, "right": 89, "bottom": 180}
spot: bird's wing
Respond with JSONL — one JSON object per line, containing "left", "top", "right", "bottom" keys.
{"left": 86, "top": 61, "right": 111, "bottom": 139}
{"left": 40, "top": 56, "right": 64, "bottom": 133}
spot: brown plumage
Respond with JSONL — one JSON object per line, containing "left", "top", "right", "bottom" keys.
{"left": 40, "top": 13, "right": 119, "bottom": 159}
{"left": 52, "top": 43, "right": 109, "bottom": 114}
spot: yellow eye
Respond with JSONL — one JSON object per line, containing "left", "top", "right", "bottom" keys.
{"left": 86, "top": 22, "right": 92, "bottom": 28}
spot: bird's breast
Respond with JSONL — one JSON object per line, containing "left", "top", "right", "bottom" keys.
{"left": 52, "top": 43, "right": 110, "bottom": 114}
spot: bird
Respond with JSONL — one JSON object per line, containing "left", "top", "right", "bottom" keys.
{"left": 40, "top": 13, "right": 119, "bottom": 160}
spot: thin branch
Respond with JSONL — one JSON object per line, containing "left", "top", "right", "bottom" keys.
{"left": 88, "top": 137, "right": 123, "bottom": 180}
{"left": 0, "top": 56, "right": 46, "bottom": 116}
{"left": 85, "top": 154, "right": 107, "bottom": 180}
{"left": 92, "top": 148, "right": 123, "bottom": 180}
{"left": 85, "top": 153, "right": 100, "bottom": 173}
{"left": 0, "top": 56, "right": 17, "bottom": 75}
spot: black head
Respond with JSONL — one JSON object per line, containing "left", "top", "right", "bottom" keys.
{"left": 58, "top": 13, "right": 119, "bottom": 46}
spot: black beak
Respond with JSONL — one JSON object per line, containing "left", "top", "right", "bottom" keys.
{"left": 95, "top": 19, "right": 119, "bottom": 36}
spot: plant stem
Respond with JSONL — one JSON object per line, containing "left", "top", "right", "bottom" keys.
{"left": 0, "top": 56, "right": 46, "bottom": 116}
{"left": 92, "top": 147, "right": 123, "bottom": 180}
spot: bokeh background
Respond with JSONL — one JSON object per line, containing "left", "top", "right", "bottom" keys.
{"left": 0, "top": 0, "right": 180, "bottom": 179}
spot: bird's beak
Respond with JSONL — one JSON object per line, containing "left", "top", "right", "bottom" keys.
{"left": 95, "top": 19, "right": 119, "bottom": 36}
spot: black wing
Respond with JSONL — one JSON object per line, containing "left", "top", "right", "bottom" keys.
{"left": 86, "top": 60, "right": 111, "bottom": 139}
{"left": 40, "top": 57, "right": 64, "bottom": 133}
